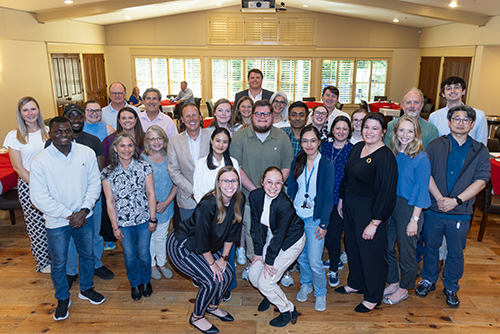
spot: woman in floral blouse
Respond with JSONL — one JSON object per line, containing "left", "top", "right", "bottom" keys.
{"left": 102, "top": 132, "right": 157, "bottom": 301}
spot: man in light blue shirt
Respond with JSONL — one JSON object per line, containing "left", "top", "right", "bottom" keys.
{"left": 172, "top": 81, "right": 194, "bottom": 119}
{"left": 429, "top": 76, "right": 488, "bottom": 146}
{"left": 101, "top": 82, "right": 139, "bottom": 130}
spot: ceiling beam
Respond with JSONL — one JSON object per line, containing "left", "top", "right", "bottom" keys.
{"left": 36, "top": 0, "right": 180, "bottom": 23}
{"left": 323, "top": 0, "right": 488, "bottom": 26}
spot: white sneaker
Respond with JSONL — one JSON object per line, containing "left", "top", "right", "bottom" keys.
{"left": 281, "top": 271, "right": 294, "bottom": 287}
{"left": 241, "top": 264, "right": 250, "bottom": 281}
{"left": 340, "top": 251, "right": 348, "bottom": 264}
{"left": 315, "top": 296, "right": 326, "bottom": 312}
{"left": 41, "top": 265, "right": 51, "bottom": 274}
{"left": 236, "top": 247, "right": 246, "bottom": 265}
{"left": 151, "top": 267, "right": 162, "bottom": 280}
{"left": 327, "top": 271, "right": 339, "bottom": 287}
{"left": 296, "top": 284, "right": 313, "bottom": 302}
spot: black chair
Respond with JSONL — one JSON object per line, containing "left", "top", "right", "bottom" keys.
{"left": 205, "top": 99, "right": 214, "bottom": 117}
{"left": 359, "top": 100, "right": 369, "bottom": 111}
{"left": 302, "top": 97, "right": 316, "bottom": 102}
{"left": 167, "top": 94, "right": 177, "bottom": 99}
{"left": 0, "top": 189, "right": 21, "bottom": 225}
{"left": 336, "top": 102, "right": 344, "bottom": 110}
{"left": 475, "top": 180, "right": 500, "bottom": 241}
{"left": 373, "top": 96, "right": 387, "bottom": 101}
{"left": 194, "top": 98, "right": 202, "bottom": 111}
{"left": 488, "top": 138, "right": 500, "bottom": 152}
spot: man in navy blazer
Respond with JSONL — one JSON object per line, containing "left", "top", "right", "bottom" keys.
{"left": 234, "top": 68, "right": 274, "bottom": 108}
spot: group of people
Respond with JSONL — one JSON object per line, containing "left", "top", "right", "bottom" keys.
{"left": 3, "top": 70, "right": 490, "bottom": 333}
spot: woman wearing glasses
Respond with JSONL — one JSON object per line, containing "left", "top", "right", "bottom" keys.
{"left": 167, "top": 166, "right": 244, "bottom": 334}
{"left": 288, "top": 125, "right": 334, "bottom": 312}
{"left": 350, "top": 109, "right": 368, "bottom": 145}
{"left": 270, "top": 92, "right": 289, "bottom": 128}
{"left": 310, "top": 105, "right": 332, "bottom": 142}
{"left": 248, "top": 167, "right": 305, "bottom": 327}
{"left": 83, "top": 100, "right": 115, "bottom": 142}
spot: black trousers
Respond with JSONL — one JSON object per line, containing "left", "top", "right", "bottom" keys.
{"left": 325, "top": 205, "right": 344, "bottom": 272}
{"left": 344, "top": 192, "right": 388, "bottom": 303}
{"left": 100, "top": 190, "right": 117, "bottom": 243}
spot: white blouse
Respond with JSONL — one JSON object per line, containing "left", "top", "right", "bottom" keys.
{"left": 3, "top": 129, "right": 46, "bottom": 171}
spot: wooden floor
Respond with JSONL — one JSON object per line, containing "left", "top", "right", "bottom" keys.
{"left": 1, "top": 209, "right": 500, "bottom": 334}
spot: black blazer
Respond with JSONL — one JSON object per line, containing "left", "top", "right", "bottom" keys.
{"left": 234, "top": 89, "right": 274, "bottom": 111}
{"left": 249, "top": 188, "right": 304, "bottom": 266}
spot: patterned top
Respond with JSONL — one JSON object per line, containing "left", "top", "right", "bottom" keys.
{"left": 321, "top": 140, "right": 354, "bottom": 206}
{"left": 320, "top": 121, "right": 334, "bottom": 143}
{"left": 282, "top": 127, "right": 302, "bottom": 158}
{"left": 101, "top": 158, "right": 153, "bottom": 227}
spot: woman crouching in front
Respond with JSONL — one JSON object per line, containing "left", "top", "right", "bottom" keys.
{"left": 248, "top": 167, "right": 305, "bottom": 327}
{"left": 166, "top": 166, "right": 244, "bottom": 334}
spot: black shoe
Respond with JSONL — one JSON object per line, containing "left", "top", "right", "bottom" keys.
{"left": 131, "top": 285, "right": 142, "bottom": 301}
{"left": 443, "top": 288, "right": 460, "bottom": 308}
{"left": 78, "top": 288, "right": 106, "bottom": 305}
{"left": 258, "top": 298, "right": 271, "bottom": 312}
{"left": 415, "top": 280, "right": 436, "bottom": 297}
{"left": 206, "top": 307, "right": 234, "bottom": 322}
{"left": 221, "top": 291, "right": 231, "bottom": 302}
{"left": 67, "top": 274, "right": 78, "bottom": 290}
{"left": 189, "top": 314, "right": 219, "bottom": 334}
{"left": 334, "top": 286, "right": 364, "bottom": 295}
{"left": 53, "top": 299, "right": 71, "bottom": 321}
{"left": 142, "top": 282, "right": 153, "bottom": 297}
{"left": 354, "top": 301, "right": 381, "bottom": 313}
{"left": 192, "top": 279, "right": 201, "bottom": 288}
{"left": 269, "top": 306, "right": 298, "bottom": 327}
{"left": 94, "top": 266, "right": 115, "bottom": 280}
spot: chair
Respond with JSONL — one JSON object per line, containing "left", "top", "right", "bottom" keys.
{"left": 336, "top": 102, "right": 344, "bottom": 110}
{"left": 359, "top": 100, "right": 369, "bottom": 112}
{"left": 302, "top": 97, "right": 316, "bottom": 102}
{"left": 205, "top": 99, "right": 214, "bottom": 117}
{"left": 475, "top": 180, "right": 500, "bottom": 241}
{"left": 194, "top": 98, "right": 202, "bottom": 111}
{"left": 373, "top": 96, "right": 387, "bottom": 102}
{"left": 167, "top": 94, "right": 177, "bottom": 99}
{"left": 0, "top": 189, "right": 21, "bottom": 225}
{"left": 488, "top": 138, "right": 500, "bottom": 152}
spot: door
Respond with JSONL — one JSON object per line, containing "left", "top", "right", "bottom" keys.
{"left": 83, "top": 54, "right": 108, "bottom": 107}
{"left": 439, "top": 57, "right": 472, "bottom": 109}
{"left": 418, "top": 57, "right": 441, "bottom": 109}
{"left": 51, "top": 54, "right": 84, "bottom": 116}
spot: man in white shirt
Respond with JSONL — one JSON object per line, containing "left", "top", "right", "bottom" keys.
{"left": 429, "top": 76, "right": 488, "bottom": 146}
{"left": 101, "top": 82, "right": 139, "bottom": 130}
{"left": 30, "top": 117, "right": 105, "bottom": 321}
{"left": 138, "top": 87, "right": 178, "bottom": 139}
{"left": 167, "top": 104, "right": 212, "bottom": 221}
{"left": 234, "top": 69, "right": 274, "bottom": 108}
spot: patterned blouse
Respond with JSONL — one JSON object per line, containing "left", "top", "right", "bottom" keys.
{"left": 101, "top": 158, "right": 153, "bottom": 227}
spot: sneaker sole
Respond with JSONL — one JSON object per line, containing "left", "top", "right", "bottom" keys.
{"left": 53, "top": 300, "right": 71, "bottom": 321}
{"left": 78, "top": 292, "right": 105, "bottom": 305}
{"left": 415, "top": 285, "right": 436, "bottom": 298}
{"left": 329, "top": 280, "right": 340, "bottom": 287}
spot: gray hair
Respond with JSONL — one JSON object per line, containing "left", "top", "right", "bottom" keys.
{"left": 143, "top": 87, "right": 162, "bottom": 101}
{"left": 402, "top": 87, "right": 424, "bottom": 105}
{"left": 270, "top": 91, "right": 289, "bottom": 122}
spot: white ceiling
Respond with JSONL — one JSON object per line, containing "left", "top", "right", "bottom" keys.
{"left": 0, "top": 0, "right": 497, "bottom": 28}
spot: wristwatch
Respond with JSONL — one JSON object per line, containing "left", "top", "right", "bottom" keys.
{"left": 412, "top": 215, "right": 420, "bottom": 221}
{"left": 222, "top": 255, "right": 229, "bottom": 262}
{"left": 455, "top": 196, "right": 463, "bottom": 205}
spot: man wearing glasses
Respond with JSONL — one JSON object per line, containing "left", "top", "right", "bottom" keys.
{"left": 384, "top": 87, "right": 438, "bottom": 149}
{"left": 429, "top": 76, "right": 488, "bottom": 146}
{"left": 231, "top": 100, "right": 293, "bottom": 280}
{"left": 416, "top": 105, "right": 490, "bottom": 308}
{"left": 102, "top": 82, "right": 139, "bottom": 130}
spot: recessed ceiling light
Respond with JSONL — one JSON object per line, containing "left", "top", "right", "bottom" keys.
{"left": 303, "top": 5, "right": 308, "bottom": 7}
{"left": 64, "top": 0, "right": 73, "bottom": 4}
{"left": 216, "top": 2, "right": 222, "bottom": 5}
{"left": 125, "top": 16, "right": 131, "bottom": 20}
{"left": 449, "top": 2, "right": 458, "bottom": 7}
{"left": 393, "top": 18, "right": 399, "bottom": 22}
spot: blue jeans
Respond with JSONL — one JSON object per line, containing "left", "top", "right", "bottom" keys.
{"left": 297, "top": 216, "right": 327, "bottom": 297}
{"left": 121, "top": 223, "right": 152, "bottom": 288}
{"left": 66, "top": 213, "right": 104, "bottom": 275}
{"left": 47, "top": 220, "right": 94, "bottom": 300}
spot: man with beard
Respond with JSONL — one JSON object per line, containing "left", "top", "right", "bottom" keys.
{"left": 384, "top": 87, "right": 438, "bottom": 149}
{"left": 46, "top": 104, "right": 114, "bottom": 285}
{"left": 139, "top": 87, "right": 178, "bottom": 139}
{"left": 231, "top": 100, "right": 294, "bottom": 279}
{"left": 282, "top": 101, "right": 309, "bottom": 158}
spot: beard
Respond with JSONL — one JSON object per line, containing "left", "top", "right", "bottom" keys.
{"left": 253, "top": 122, "right": 272, "bottom": 134}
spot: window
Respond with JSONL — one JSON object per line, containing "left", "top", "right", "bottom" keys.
{"left": 134, "top": 57, "right": 201, "bottom": 99}
{"left": 280, "top": 59, "right": 311, "bottom": 101}
{"left": 212, "top": 59, "right": 244, "bottom": 101}
{"left": 322, "top": 59, "right": 387, "bottom": 104}
{"left": 246, "top": 59, "right": 278, "bottom": 93}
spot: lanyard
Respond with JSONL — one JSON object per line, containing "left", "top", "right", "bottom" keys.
{"left": 304, "top": 164, "right": 315, "bottom": 196}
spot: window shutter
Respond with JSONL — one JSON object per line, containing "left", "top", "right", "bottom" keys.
{"left": 151, "top": 58, "right": 168, "bottom": 99}
{"left": 296, "top": 18, "right": 314, "bottom": 45}
{"left": 135, "top": 58, "right": 152, "bottom": 96}
{"left": 262, "top": 19, "right": 279, "bottom": 45}
{"left": 245, "top": 19, "right": 262, "bottom": 44}
{"left": 338, "top": 60, "right": 354, "bottom": 104}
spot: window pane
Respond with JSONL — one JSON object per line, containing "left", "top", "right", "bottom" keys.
{"left": 262, "top": 59, "right": 277, "bottom": 92}
{"left": 135, "top": 58, "right": 151, "bottom": 96}
{"left": 228, "top": 59, "right": 243, "bottom": 100}
{"left": 169, "top": 58, "right": 184, "bottom": 95}
{"left": 356, "top": 60, "right": 371, "bottom": 82}
{"left": 294, "top": 59, "right": 311, "bottom": 101}
{"left": 151, "top": 58, "right": 168, "bottom": 99}
{"left": 321, "top": 60, "right": 337, "bottom": 86}
{"left": 280, "top": 60, "right": 295, "bottom": 100}
{"left": 338, "top": 60, "right": 354, "bottom": 104}
{"left": 185, "top": 59, "right": 201, "bottom": 97}
{"left": 355, "top": 83, "right": 369, "bottom": 104}
{"left": 212, "top": 59, "right": 228, "bottom": 101}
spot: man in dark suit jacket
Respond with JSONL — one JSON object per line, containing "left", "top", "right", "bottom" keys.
{"left": 234, "top": 68, "right": 274, "bottom": 109}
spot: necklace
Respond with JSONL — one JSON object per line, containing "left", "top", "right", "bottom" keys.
{"left": 330, "top": 141, "right": 346, "bottom": 164}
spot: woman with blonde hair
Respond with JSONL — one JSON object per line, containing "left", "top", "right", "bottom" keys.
{"left": 383, "top": 115, "right": 431, "bottom": 305}
{"left": 3, "top": 96, "right": 51, "bottom": 273}
{"left": 207, "top": 99, "right": 235, "bottom": 136}
{"left": 129, "top": 86, "right": 143, "bottom": 107}
{"left": 142, "top": 125, "right": 177, "bottom": 280}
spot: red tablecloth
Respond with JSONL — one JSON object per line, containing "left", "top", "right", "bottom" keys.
{"left": 0, "top": 153, "right": 17, "bottom": 195}
{"left": 369, "top": 102, "right": 401, "bottom": 113}
{"left": 305, "top": 101, "right": 323, "bottom": 109}
{"left": 491, "top": 159, "right": 500, "bottom": 194}
{"left": 161, "top": 100, "right": 176, "bottom": 106}
{"left": 204, "top": 117, "right": 214, "bottom": 128}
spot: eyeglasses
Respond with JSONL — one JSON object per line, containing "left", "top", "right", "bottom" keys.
{"left": 254, "top": 111, "right": 272, "bottom": 118}
{"left": 148, "top": 137, "right": 164, "bottom": 142}
{"left": 110, "top": 92, "right": 125, "bottom": 96}
{"left": 301, "top": 139, "right": 319, "bottom": 145}
{"left": 86, "top": 109, "right": 102, "bottom": 114}
{"left": 314, "top": 111, "right": 327, "bottom": 117}
{"left": 451, "top": 117, "right": 472, "bottom": 124}
{"left": 220, "top": 179, "right": 238, "bottom": 185}
{"left": 264, "top": 180, "right": 283, "bottom": 187}
{"left": 353, "top": 119, "right": 363, "bottom": 123}
{"left": 273, "top": 100, "right": 286, "bottom": 105}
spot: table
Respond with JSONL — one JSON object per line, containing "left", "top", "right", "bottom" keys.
{"left": 379, "top": 108, "right": 401, "bottom": 117}
{"left": 304, "top": 101, "right": 323, "bottom": 109}
{"left": 369, "top": 101, "right": 401, "bottom": 113}
{"left": 491, "top": 158, "right": 500, "bottom": 194}
{"left": 204, "top": 117, "right": 213, "bottom": 128}
{"left": 0, "top": 153, "right": 17, "bottom": 195}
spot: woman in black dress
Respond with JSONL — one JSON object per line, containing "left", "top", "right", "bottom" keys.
{"left": 335, "top": 112, "right": 397, "bottom": 312}
{"left": 166, "top": 166, "right": 244, "bottom": 334}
